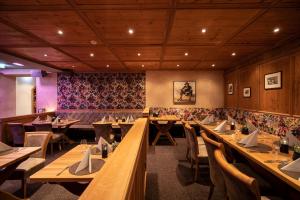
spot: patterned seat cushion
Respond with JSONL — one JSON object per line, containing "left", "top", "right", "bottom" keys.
{"left": 17, "top": 157, "right": 45, "bottom": 172}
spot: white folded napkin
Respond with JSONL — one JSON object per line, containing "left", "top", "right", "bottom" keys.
{"left": 246, "top": 119, "right": 257, "bottom": 133}
{"left": 208, "top": 115, "right": 215, "bottom": 123}
{"left": 108, "top": 115, "right": 114, "bottom": 122}
{"left": 75, "top": 147, "right": 92, "bottom": 174}
{"left": 33, "top": 116, "right": 41, "bottom": 123}
{"left": 46, "top": 115, "right": 52, "bottom": 122}
{"left": 126, "top": 116, "right": 130, "bottom": 123}
{"left": 214, "top": 120, "right": 227, "bottom": 132}
{"left": 281, "top": 158, "right": 300, "bottom": 172}
{"left": 200, "top": 115, "right": 211, "bottom": 125}
{"left": 53, "top": 117, "right": 59, "bottom": 124}
{"left": 0, "top": 142, "right": 12, "bottom": 153}
{"left": 286, "top": 132, "right": 300, "bottom": 147}
{"left": 238, "top": 129, "right": 259, "bottom": 147}
{"left": 129, "top": 115, "right": 134, "bottom": 122}
{"left": 100, "top": 116, "right": 106, "bottom": 123}
{"left": 227, "top": 115, "right": 236, "bottom": 125}
{"left": 97, "top": 137, "right": 113, "bottom": 153}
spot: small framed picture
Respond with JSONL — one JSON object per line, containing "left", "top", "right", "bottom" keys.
{"left": 228, "top": 83, "right": 233, "bottom": 95}
{"left": 173, "top": 81, "right": 196, "bottom": 105}
{"left": 264, "top": 71, "right": 282, "bottom": 90}
{"left": 243, "top": 87, "right": 251, "bottom": 98}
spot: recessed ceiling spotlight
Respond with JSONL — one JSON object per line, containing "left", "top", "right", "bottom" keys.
{"left": 201, "top": 28, "right": 206, "bottom": 33}
{"left": 211, "top": 64, "right": 215, "bottom": 67}
{"left": 273, "top": 27, "right": 280, "bottom": 33}
{"left": 137, "top": 53, "right": 141, "bottom": 56}
{"left": 44, "top": 54, "right": 48, "bottom": 57}
{"left": 106, "top": 64, "right": 110, "bottom": 68}
{"left": 90, "top": 53, "right": 94, "bottom": 57}
{"left": 184, "top": 52, "right": 189, "bottom": 56}
{"left": 57, "top": 29, "right": 64, "bottom": 35}
{"left": 128, "top": 28, "right": 134, "bottom": 35}
{"left": 177, "top": 64, "right": 180, "bottom": 67}
{"left": 142, "top": 64, "right": 144, "bottom": 68}
{"left": 72, "top": 65, "right": 76, "bottom": 68}
{"left": 90, "top": 40, "right": 98, "bottom": 45}
{"left": 12, "top": 62, "right": 24, "bottom": 67}
{"left": 231, "top": 52, "right": 236, "bottom": 56}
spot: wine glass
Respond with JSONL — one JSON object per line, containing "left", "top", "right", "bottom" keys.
{"left": 272, "top": 140, "right": 280, "bottom": 161}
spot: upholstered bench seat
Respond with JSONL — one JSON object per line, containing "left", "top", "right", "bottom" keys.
{"left": 17, "top": 157, "right": 45, "bottom": 171}
{"left": 70, "top": 124, "right": 94, "bottom": 130}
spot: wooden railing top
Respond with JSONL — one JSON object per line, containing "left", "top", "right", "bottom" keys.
{"left": 142, "top": 107, "right": 150, "bottom": 117}
{"left": 79, "top": 117, "right": 148, "bottom": 200}
{"left": 0, "top": 112, "right": 55, "bottom": 123}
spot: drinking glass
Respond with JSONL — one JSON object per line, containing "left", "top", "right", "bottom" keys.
{"left": 272, "top": 140, "right": 280, "bottom": 160}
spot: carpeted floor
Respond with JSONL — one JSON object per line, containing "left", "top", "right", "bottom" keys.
{"left": 1, "top": 138, "right": 224, "bottom": 200}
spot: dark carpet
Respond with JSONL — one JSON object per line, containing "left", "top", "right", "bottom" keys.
{"left": 1, "top": 138, "right": 225, "bottom": 200}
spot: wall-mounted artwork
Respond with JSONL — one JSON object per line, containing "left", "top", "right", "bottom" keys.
{"left": 243, "top": 87, "right": 251, "bottom": 98}
{"left": 173, "top": 81, "right": 196, "bottom": 105}
{"left": 265, "top": 71, "right": 282, "bottom": 90}
{"left": 228, "top": 83, "right": 233, "bottom": 95}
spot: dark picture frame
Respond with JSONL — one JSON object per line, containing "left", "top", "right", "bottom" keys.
{"left": 243, "top": 87, "right": 251, "bottom": 98}
{"left": 228, "top": 83, "right": 233, "bottom": 95}
{"left": 173, "top": 81, "right": 196, "bottom": 105}
{"left": 264, "top": 71, "right": 282, "bottom": 90}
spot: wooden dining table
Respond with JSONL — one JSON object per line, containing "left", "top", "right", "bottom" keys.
{"left": 24, "top": 119, "right": 80, "bottom": 129}
{"left": 150, "top": 115, "right": 181, "bottom": 146}
{"left": 0, "top": 147, "right": 41, "bottom": 185}
{"left": 195, "top": 120, "right": 300, "bottom": 198}
{"left": 92, "top": 121, "right": 134, "bottom": 129}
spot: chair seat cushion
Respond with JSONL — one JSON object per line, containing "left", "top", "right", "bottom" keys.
{"left": 261, "top": 196, "right": 283, "bottom": 200}
{"left": 197, "top": 145, "right": 209, "bottom": 164}
{"left": 197, "top": 137, "right": 205, "bottom": 145}
{"left": 70, "top": 124, "right": 94, "bottom": 129}
{"left": 234, "top": 163, "right": 272, "bottom": 193}
{"left": 17, "top": 157, "right": 45, "bottom": 172}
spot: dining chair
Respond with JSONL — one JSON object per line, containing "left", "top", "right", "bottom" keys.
{"left": 0, "top": 189, "right": 23, "bottom": 200}
{"left": 119, "top": 123, "right": 133, "bottom": 139}
{"left": 214, "top": 149, "right": 282, "bottom": 200}
{"left": 93, "top": 123, "right": 113, "bottom": 143}
{"left": 33, "top": 123, "right": 64, "bottom": 155}
{"left": 184, "top": 123, "right": 209, "bottom": 181}
{"left": 7, "top": 123, "right": 25, "bottom": 146}
{"left": 9, "top": 132, "right": 51, "bottom": 198}
{"left": 201, "top": 130, "right": 226, "bottom": 200}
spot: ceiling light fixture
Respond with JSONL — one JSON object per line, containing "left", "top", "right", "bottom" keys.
{"left": 273, "top": 27, "right": 280, "bottom": 33}
{"left": 72, "top": 65, "right": 76, "bottom": 68}
{"left": 12, "top": 62, "right": 24, "bottom": 67}
{"left": 177, "top": 64, "right": 180, "bottom": 67}
{"left": 142, "top": 64, "right": 144, "bottom": 68}
{"left": 106, "top": 64, "right": 110, "bottom": 68}
{"left": 231, "top": 52, "right": 236, "bottom": 56}
{"left": 44, "top": 54, "right": 48, "bottom": 57}
{"left": 128, "top": 28, "right": 134, "bottom": 35}
{"left": 90, "top": 40, "right": 98, "bottom": 45}
{"left": 211, "top": 64, "right": 215, "bottom": 67}
{"left": 184, "top": 52, "right": 189, "bottom": 56}
{"left": 201, "top": 28, "right": 206, "bottom": 33}
{"left": 57, "top": 29, "right": 64, "bottom": 35}
{"left": 90, "top": 53, "right": 94, "bottom": 57}
{"left": 137, "top": 53, "right": 141, "bottom": 56}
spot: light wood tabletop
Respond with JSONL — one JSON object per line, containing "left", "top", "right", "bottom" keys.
{"left": 24, "top": 119, "right": 80, "bottom": 128}
{"left": 93, "top": 121, "right": 134, "bottom": 129}
{"left": 0, "top": 147, "right": 41, "bottom": 169}
{"left": 30, "top": 145, "right": 106, "bottom": 182}
{"left": 195, "top": 121, "right": 300, "bottom": 192}
{"left": 150, "top": 115, "right": 180, "bottom": 121}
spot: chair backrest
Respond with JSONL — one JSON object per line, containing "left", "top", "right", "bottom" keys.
{"left": 24, "top": 132, "right": 51, "bottom": 159}
{"left": 33, "top": 123, "right": 53, "bottom": 132}
{"left": 214, "top": 149, "right": 260, "bottom": 200}
{"left": 201, "top": 131, "right": 226, "bottom": 193}
{"left": 184, "top": 123, "right": 199, "bottom": 161}
{"left": 7, "top": 123, "right": 25, "bottom": 146}
{"left": 119, "top": 123, "right": 133, "bottom": 138}
{"left": 93, "top": 123, "right": 113, "bottom": 143}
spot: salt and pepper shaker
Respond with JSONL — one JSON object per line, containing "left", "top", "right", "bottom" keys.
{"left": 102, "top": 143, "right": 108, "bottom": 158}
{"left": 230, "top": 122, "right": 235, "bottom": 130}
{"left": 280, "top": 137, "right": 289, "bottom": 154}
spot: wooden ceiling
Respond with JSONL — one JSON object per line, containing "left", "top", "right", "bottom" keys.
{"left": 0, "top": 0, "right": 299, "bottom": 72}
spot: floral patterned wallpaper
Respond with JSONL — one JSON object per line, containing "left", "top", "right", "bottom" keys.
{"left": 57, "top": 73, "right": 145, "bottom": 109}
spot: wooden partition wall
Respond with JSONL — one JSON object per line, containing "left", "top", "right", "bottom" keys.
{"left": 224, "top": 48, "right": 300, "bottom": 117}
{"left": 0, "top": 112, "right": 55, "bottom": 143}
{"left": 79, "top": 117, "right": 149, "bottom": 200}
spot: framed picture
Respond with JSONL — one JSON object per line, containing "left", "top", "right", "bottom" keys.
{"left": 243, "top": 87, "right": 251, "bottom": 98}
{"left": 228, "top": 83, "right": 233, "bottom": 95}
{"left": 173, "top": 81, "right": 196, "bottom": 105}
{"left": 264, "top": 71, "right": 282, "bottom": 90}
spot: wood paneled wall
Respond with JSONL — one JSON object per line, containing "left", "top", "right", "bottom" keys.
{"left": 225, "top": 49, "right": 300, "bottom": 116}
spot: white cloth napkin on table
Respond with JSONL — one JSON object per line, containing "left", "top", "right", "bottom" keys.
{"left": 129, "top": 115, "right": 134, "bottom": 123}
{"left": 100, "top": 116, "right": 106, "bottom": 123}
{"left": 0, "top": 142, "right": 12, "bottom": 153}
{"left": 286, "top": 132, "right": 300, "bottom": 147}
{"left": 97, "top": 137, "right": 113, "bottom": 153}
{"left": 238, "top": 129, "right": 259, "bottom": 147}
{"left": 75, "top": 147, "right": 92, "bottom": 174}
{"left": 200, "top": 115, "right": 211, "bottom": 125}
{"left": 246, "top": 120, "right": 257, "bottom": 133}
{"left": 108, "top": 115, "right": 114, "bottom": 122}
{"left": 126, "top": 116, "right": 130, "bottom": 123}
{"left": 46, "top": 115, "right": 52, "bottom": 122}
{"left": 214, "top": 120, "right": 227, "bottom": 132}
{"left": 227, "top": 115, "right": 236, "bottom": 125}
{"left": 33, "top": 116, "right": 41, "bottom": 123}
{"left": 53, "top": 117, "right": 59, "bottom": 124}
{"left": 281, "top": 158, "right": 300, "bottom": 172}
